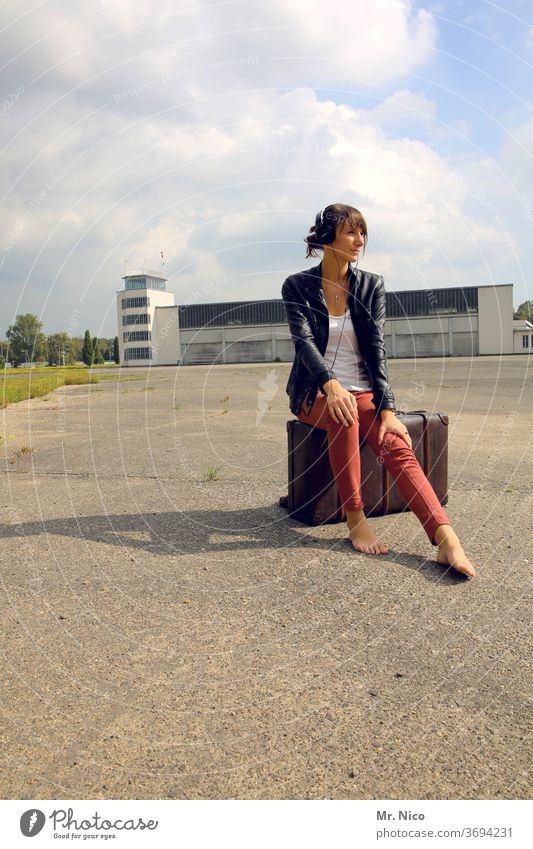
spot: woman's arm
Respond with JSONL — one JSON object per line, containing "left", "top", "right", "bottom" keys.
{"left": 365, "top": 275, "right": 397, "bottom": 414}
{"left": 281, "top": 275, "right": 337, "bottom": 393}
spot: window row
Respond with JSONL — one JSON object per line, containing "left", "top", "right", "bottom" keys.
{"left": 124, "top": 347, "right": 152, "bottom": 360}
{"left": 122, "top": 296, "right": 149, "bottom": 308}
{"left": 123, "top": 331, "right": 151, "bottom": 342}
{"left": 177, "top": 288, "right": 480, "bottom": 329}
{"left": 124, "top": 278, "right": 166, "bottom": 291}
{"left": 122, "top": 313, "right": 150, "bottom": 326}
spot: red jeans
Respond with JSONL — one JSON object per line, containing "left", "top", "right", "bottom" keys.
{"left": 297, "top": 388, "right": 451, "bottom": 546}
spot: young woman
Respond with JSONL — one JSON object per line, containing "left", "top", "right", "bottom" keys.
{"left": 281, "top": 203, "right": 476, "bottom": 578}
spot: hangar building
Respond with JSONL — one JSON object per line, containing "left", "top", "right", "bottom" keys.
{"left": 116, "top": 271, "right": 529, "bottom": 367}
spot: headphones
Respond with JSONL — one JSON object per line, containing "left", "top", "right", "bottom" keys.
{"left": 315, "top": 206, "right": 335, "bottom": 244}
{"left": 315, "top": 205, "right": 360, "bottom": 373}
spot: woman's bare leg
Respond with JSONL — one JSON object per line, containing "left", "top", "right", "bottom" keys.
{"left": 434, "top": 524, "right": 476, "bottom": 578}
{"left": 297, "top": 390, "right": 389, "bottom": 554}
{"left": 355, "top": 392, "right": 477, "bottom": 578}
{"left": 345, "top": 508, "right": 389, "bottom": 554}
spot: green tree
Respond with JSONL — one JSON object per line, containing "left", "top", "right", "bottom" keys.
{"left": 92, "top": 337, "right": 105, "bottom": 364}
{"left": 97, "top": 337, "right": 110, "bottom": 361}
{"left": 47, "top": 332, "right": 73, "bottom": 366}
{"left": 35, "top": 333, "right": 47, "bottom": 362}
{"left": 6, "top": 314, "right": 44, "bottom": 366}
{"left": 113, "top": 336, "right": 120, "bottom": 364}
{"left": 82, "top": 330, "right": 94, "bottom": 366}
{"left": 70, "top": 336, "right": 83, "bottom": 363}
{"left": 102, "top": 337, "right": 115, "bottom": 361}
{"left": 513, "top": 300, "right": 533, "bottom": 320}
{"left": 0, "top": 339, "right": 9, "bottom": 365}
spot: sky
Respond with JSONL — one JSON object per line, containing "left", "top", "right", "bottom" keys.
{"left": 1, "top": 0, "right": 532, "bottom": 338}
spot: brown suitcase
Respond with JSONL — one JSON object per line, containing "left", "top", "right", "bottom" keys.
{"left": 280, "top": 410, "right": 449, "bottom": 526}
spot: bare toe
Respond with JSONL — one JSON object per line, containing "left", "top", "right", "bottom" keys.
{"left": 436, "top": 544, "right": 477, "bottom": 578}
{"left": 348, "top": 516, "right": 388, "bottom": 556}
{"left": 454, "top": 560, "right": 476, "bottom": 578}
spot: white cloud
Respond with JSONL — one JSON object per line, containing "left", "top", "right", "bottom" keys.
{"left": 0, "top": 0, "right": 437, "bottom": 96}
{"left": 367, "top": 89, "right": 438, "bottom": 127}
{"left": 1, "top": 0, "right": 529, "bottom": 333}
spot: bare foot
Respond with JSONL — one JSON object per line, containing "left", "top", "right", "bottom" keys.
{"left": 346, "top": 510, "right": 388, "bottom": 554}
{"left": 434, "top": 524, "right": 477, "bottom": 578}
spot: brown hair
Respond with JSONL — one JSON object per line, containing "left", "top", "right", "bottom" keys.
{"left": 304, "top": 203, "right": 368, "bottom": 258}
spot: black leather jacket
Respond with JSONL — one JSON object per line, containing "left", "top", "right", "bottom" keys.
{"left": 281, "top": 259, "right": 396, "bottom": 416}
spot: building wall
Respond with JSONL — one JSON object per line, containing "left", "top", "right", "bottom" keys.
{"left": 388, "top": 314, "right": 479, "bottom": 358}
{"left": 178, "top": 315, "right": 483, "bottom": 363}
{"left": 513, "top": 323, "right": 533, "bottom": 353}
{"left": 179, "top": 324, "right": 293, "bottom": 364}
{"left": 116, "top": 282, "right": 516, "bottom": 366}
{"left": 116, "top": 287, "right": 175, "bottom": 365}
{"left": 477, "top": 285, "right": 513, "bottom": 354}
{"left": 151, "top": 306, "right": 180, "bottom": 365}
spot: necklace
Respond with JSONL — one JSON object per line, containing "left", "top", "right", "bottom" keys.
{"left": 322, "top": 274, "right": 349, "bottom": 303}
{"left": 328, "top": 300, "right": 349, "bottom": 372}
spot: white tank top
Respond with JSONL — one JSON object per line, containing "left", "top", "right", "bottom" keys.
{"left": 323, "top": 309, "right": 373, "bottom": 391}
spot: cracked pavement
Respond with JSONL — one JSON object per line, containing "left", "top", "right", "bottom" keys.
{"left": 0, "top": 357, "right": 531, "bottom": 799}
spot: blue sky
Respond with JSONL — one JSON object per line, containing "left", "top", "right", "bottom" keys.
{"left": 0, "top": 0, "right": 531, "bottom": 338}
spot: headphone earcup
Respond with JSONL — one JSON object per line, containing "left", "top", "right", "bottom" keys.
{"left": 317, "top": 224, "right": 334, "bottom": 244}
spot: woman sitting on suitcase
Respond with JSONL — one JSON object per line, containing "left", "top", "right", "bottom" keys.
{"left": 281, "top": 203, "right": 476, "bottom": 578}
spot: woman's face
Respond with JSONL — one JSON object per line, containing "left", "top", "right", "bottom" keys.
{"left": 329, "top": 218, "right": 365, "bottom": 260}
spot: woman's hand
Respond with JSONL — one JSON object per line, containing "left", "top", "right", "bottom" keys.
{"left": 378, "top": 411, "right": 412, "bottom": 448}
{"left": 323, "top": 379, "right": 358, "bottom": 426}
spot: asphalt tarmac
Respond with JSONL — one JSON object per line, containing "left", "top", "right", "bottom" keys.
{"left": 1, "top": 355, "right": 531, "bottom": 799}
